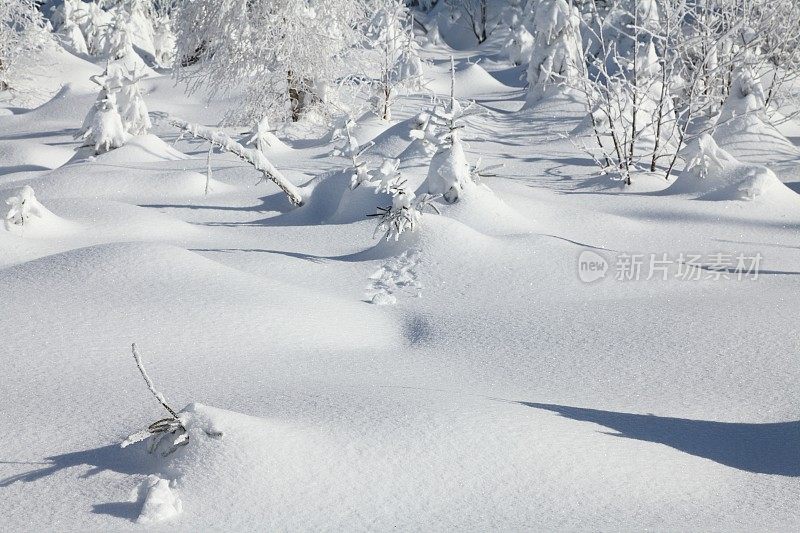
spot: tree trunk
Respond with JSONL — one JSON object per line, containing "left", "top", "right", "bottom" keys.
{"left": 287, "top": 70, "right": 303, "bottom": 122}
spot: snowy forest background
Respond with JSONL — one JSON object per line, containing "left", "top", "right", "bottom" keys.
{"left": 1, "top": 0, "right": 799, "bottom": 529}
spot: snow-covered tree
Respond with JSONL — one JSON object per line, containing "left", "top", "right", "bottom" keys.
{"left": 78, "top": 14, "right": 151, "bottom": 152}
{"left": 0, "top": 0, "right": 47, "bottom": 91}
{"left": 78, "top": 74, "right": 129, "bottom": 153}
{"left": 421, "top": 60, "right": 482, "bottom": 203}
{"left": 151, "top": 14, "right": 175, "bottom": 67}
{"left": 367, "top": 1, "right": 425, "bottom": 121}
{"left": 174, "top": 0, "right": 373, "bottom": 124}
{"left": 526, "top": 0, "right": 584, "bottom": 102}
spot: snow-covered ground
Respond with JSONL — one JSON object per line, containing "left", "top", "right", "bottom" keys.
{"left": 1, "top": 34, "right": 799, "bottom": 532}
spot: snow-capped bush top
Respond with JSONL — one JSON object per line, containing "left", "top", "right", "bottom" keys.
{"left": 5, "top": 185, "right": 44, "bottom": 229}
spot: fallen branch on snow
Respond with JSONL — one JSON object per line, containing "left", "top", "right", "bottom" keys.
{"left": 150, "top": 112, "right": 304, "bottom": 206}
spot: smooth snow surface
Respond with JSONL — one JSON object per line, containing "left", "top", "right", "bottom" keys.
{"left": 1, "top": 29, "right": 800, "bottom": 533}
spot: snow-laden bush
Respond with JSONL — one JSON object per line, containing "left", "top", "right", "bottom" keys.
{"left": 4, "top": 185, "right": 45, "bottom": 230}
{"left": 370, "top": 171, "right": 440, "bottom": 241}
{"left": 82, "top": 82, "right": 130, "bottom": 154}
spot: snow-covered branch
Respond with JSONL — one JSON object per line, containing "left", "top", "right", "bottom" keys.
{"left": 153, "top": 113, "right": 304, "bottom": 206}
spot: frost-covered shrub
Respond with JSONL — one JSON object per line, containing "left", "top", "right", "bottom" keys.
{"left": 0, "top": 0, "right": 48, "bottom": 91}
{"left": 4, "top": 185, "right": 44, "bottom": 230}
{"left": 78, "top": 74, "right": 129, "bottom": 153}
{"left": 371, "top": 177, "right": 440, "bottom": 241}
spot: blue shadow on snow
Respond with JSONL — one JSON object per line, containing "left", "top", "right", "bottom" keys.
{"left": 520, "top": 402, "right": 800, "bottom": 476}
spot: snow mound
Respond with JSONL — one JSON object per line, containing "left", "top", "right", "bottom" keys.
{"left": 3, "top": 186, "right": 77, "bottom": 237}
{"left": 0, "top": 242, "right": 401, "bottom": 353}
{"left": 135, "top": 476, "right": 182, "bottom": 524}
{"left": 715, "top": 115, "right": 800, "bottom": 169}
{"left": 27, "top": 158, "right": 233, "bottom": 201}
{"left": 428, "top": 63, "right": 511, "bottom": 99}
{"left": 24, "top": 84, "right": 99, "bottom": 123}
{"left": 351, "top": 113, "right": 394, "bottom": 147}
{"left": 437, "top": 183, "right": 535, "bottom": 235}
{"left": 284, "top": 170, "right": 392, "bottom": 225}
{"left": 93, "top": 134, "right": 189, "bottom": 164}
{"left": 665, "top": 135, "right": 797, "bottom": 202}
{"left": 367, "top": 117, "right": 418, "bottom": 159}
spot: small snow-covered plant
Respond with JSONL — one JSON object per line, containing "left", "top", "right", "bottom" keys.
{"left": 420, "top": 58, "right": 483, "bottom": 203}
{"left": 4, "top": 185, "right": 44, "bottom": 230}
{"left": 331, "top": 118, "right": 375, "bottom": 190}
{"left": 105, "top": 18, "right": 152, "bottom": 136}
{"left": 58, "top": 0, "right": 90, "bottom": 55}
{"left": 371, "top": 176, "right": 440, "bottom": 241}
{"left": 408, "top": 111, "right": 440, "bottom": 156}
{"left": 78, "top": 18, "right": 151, "bottom": 150}
{"left": 122, "top": 343, "right": 188, "bottom": 457}
{"left": 78, "top": 74, "right": 129, "bottom": 153}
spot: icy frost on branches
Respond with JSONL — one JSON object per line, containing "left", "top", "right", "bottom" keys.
{"left": 367, "top": 0, "right": 425, "bottom": 121}
{"left": 0, "top": 0, "right": 48, "bottom": 91}
{"left": 174, "top": 0, "right": 373, "bottom": 123}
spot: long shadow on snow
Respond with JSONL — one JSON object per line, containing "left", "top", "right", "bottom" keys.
{"left": 0, "top": 444, "right": 158, "bottom": 488}
{"left": 520, "top": 402, "right": 800, "bottom": 476}
{"left": 0, "top": 443, "right": 160, "bottom": 521}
